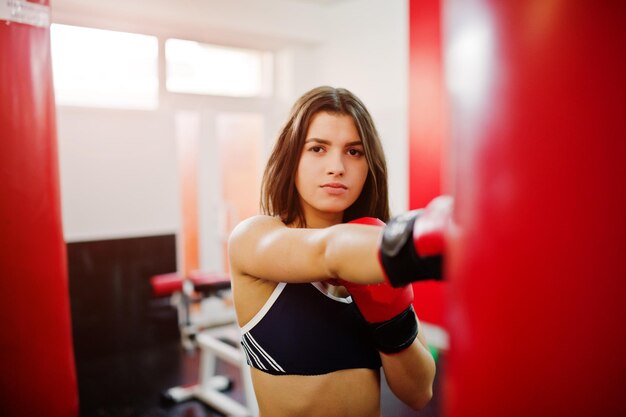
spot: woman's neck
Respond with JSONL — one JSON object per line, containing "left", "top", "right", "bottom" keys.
{"left": 301, "top": 209, "right": 343, "bottom": 229}
{"left": 307, "top": 218, "right": 340, "bottom": 229}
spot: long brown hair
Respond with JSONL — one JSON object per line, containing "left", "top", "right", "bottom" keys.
{"left": 261, "top": 86, "right": 390, "bottom": 226}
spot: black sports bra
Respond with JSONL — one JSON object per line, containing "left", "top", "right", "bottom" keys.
{"left": 240, "top": 282, "right": 382, "bottom": 376}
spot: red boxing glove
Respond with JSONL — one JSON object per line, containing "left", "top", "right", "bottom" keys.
{"left": 379, "top": 195, "right": 453, "bottom": 287}
{"left": 341, "top": 217, "right": 418, "bottom": 353}
{"left": 414, "top": 195, "right": 452, "bottom": 256}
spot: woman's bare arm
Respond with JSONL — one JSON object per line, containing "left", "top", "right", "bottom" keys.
{"left": 228, "top": 215, "right": 386, "bottom": 284}
{"left": 380, "top": 316, "right": 436, "bottom": 410}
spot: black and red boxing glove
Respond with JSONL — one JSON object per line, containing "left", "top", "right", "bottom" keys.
{"left": 340, "top": 217, "right": 418, "bottom": 354}
{"left": 380, "top": 195, "right": 453, "bottom": 287}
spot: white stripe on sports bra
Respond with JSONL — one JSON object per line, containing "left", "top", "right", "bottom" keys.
{"left": 246, "top": 333, "right": 285, "bottom": 373}
{"left": 240, "top": 282, "right": 287, "bottom": 334}
{"left": 240, "top": 281, "right": 352, "bottom": 336}
{"left": 241, "top": 335, "right": 267, "bottom": 370}
{"left": 311, "top": 281, "right": 353, "bottom": 304}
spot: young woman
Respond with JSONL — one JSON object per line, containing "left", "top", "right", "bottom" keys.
{"left": 228, "top": 86, "right": 436, "bottom": 417}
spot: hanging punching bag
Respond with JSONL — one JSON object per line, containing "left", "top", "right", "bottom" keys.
{"left": 0, "top": 1, "right": 78, "bottom": 416}
{"left": 445, "top": 1, "right": 626, "bottom": 416}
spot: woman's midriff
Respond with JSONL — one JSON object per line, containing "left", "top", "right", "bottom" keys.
{"left": 251, "top": 367, "right": 381, "bottom": 417}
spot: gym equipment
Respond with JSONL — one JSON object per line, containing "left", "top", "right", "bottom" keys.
{"left": 0, "top": 2, "right": 78, "bottom": 416}
{"left": 151, "top": 271, "right": 235, "bottom": 349}
{"left": 151, "top": 272, "right": 258, "bottom": 416}
{"left": 441, "top": 1, "right": 626, "bottom": 416}
{"left": 163, "top": 325, "right": 258, "bottom": 417}
{"left": 379, "top": 196, "right": 451, "bottom": 287}
{"left": 343, "top": 217, "right": 418, "bottom": 353}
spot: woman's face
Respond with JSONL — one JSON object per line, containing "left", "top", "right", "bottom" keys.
{"left": 295, "top": 111, "right": 369, "bottom": 227}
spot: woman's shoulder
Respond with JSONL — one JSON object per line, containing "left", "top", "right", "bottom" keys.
{"left": 229, "top": 214, "right": 285, "bottom": 246}
{"left": 228, "top": 215, "right": 287, "bottom": 281}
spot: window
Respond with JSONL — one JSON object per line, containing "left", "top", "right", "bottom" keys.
{"left": 165, "top": 39, "right": 273, "bottom": 97}
{"left": 51, "top": 24, "right": 158, "bottom": 109}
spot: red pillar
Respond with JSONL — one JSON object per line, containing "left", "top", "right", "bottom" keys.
{"left": 0, "top": 2, "right": 78, "bottom": 416}
{"left": 408, "top": 0, "right": 448, "bottom": 327}
{"left": 445, "top": 1, "right": 626, "bottom": 416}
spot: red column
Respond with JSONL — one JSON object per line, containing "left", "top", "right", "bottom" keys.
{"left": 0, "top": 2, "right": 78, "bottom": 416}
{"left": 408, "top": 0, "right": 447, "bottom": 327}
{"left": 445, "top": 1, "right": 626, "bottom": 416}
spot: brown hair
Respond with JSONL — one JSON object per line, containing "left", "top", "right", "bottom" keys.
{"left": 261, "top": 86, "right": 390, "bottom": 226}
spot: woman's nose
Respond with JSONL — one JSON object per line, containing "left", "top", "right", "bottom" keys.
{"left": 326, "top": 152, "right": 345, "bottom": 176}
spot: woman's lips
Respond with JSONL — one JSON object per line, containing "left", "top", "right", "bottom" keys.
{"left": 321, "top": 183, "right": 348, "bottom": 195}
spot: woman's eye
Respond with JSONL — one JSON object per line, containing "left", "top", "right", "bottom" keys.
{"left": 310, "top": 146, "right": 324, "bottom": 153}
{"left": 348, "top": 148, "right": 364, "bottom": 156}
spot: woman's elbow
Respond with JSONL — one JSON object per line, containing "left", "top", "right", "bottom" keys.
{"left": 407, "top": 387, "right": 433, "bottom": 411}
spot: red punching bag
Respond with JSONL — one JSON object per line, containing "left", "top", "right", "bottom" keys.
{"left": 408, "top": 0, "right": 448, "bottom": 329}
{"left": 445, "top": 1, "right": 626, "bottom": 416}
{"left": 0, "top": 1, "right": 78, "bottom": 416}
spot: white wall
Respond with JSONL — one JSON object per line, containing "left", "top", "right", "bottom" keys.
{"left": 56, "top": 107, "right": 179, "bottom": 241}
{"left": 54, "top": 0, "right": 409, "bottom": 246}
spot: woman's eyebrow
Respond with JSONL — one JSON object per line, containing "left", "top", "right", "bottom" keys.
{"left": 304, "top": 138, "right": 363, "bottom": 147}
{"left": 305, "top": 138, "right": 331, "bottom": 144}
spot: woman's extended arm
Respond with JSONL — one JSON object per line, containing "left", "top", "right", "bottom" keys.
{"left": 228, "top": 214, "right": 386, "bottom": 284}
